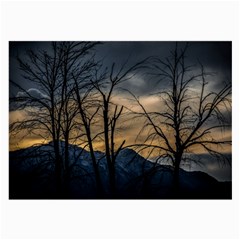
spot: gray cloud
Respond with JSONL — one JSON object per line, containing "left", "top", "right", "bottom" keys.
{"left": 10, "top": 88, "right": 49, "bottom": 111}
{"left": 16, "top": 88, "right": 49, "bottom": 99}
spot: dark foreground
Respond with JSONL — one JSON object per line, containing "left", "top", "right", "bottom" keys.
{"left": 9, "top": 143, "right": 231, "bottom": 199}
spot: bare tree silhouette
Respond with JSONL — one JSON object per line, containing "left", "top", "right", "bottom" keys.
{"left": 10, "top": 42, "right": 98, "bottom": 196}
{"left": 90, "top": 59, "right": 148, "bottom": 197}
{"left": 128, "top": 43, "right": 231, "bottom": 194}
{"left": 9, "top": 42, "right": 231, "bottom": 199}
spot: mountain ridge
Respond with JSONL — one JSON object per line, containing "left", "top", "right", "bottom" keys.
{"left": 9, "top": 141, "right": 231, "bottom": 199}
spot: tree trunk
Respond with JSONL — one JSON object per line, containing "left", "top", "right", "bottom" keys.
{"left": 173, "top": 157, "right": 181, "bottom": 197}
{"left": 109, "top": 163, "right": 116, "bottom": 198}
{"left": 64, "top": 133, "right": 70, "bottom": 197}
{"left": 53, "top": 140, "right": 62, "bottom": 197}
{"left": 88, "top": 137, "right": 104, "bottom": 197}
{"left": 103, "top": 101, "right": 115, "bottom": 197}
{"left": 75, "top": 89, "right": 104, "bottom": 197}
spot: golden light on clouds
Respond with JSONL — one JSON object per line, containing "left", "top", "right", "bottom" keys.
{"left": 9, "top": 110, "right": 26, "bottom": 124}
{"left": 9, "top": 92, "right": 231, "bottom": 158}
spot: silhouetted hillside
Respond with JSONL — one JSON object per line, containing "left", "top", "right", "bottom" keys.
{"left": 9, "top": 142, "right": 231, "bottom": 199}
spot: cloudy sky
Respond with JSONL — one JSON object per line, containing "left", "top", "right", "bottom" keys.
{"left": 9, "top": 41, "right": 232, "bottom": 180}
{"left": 10, "top": 41, "right": 231, "bottom": 95}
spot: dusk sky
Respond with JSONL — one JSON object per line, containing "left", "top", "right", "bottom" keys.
{"left": 9, "top": 41, "right": 232, "bottom": 181}
{"left": 10, "top": 41, "right": 231, "bottom": 96}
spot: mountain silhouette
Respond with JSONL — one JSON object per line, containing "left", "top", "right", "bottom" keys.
{"left": 9, "top": 142, "right": 231, "bottom": 199}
